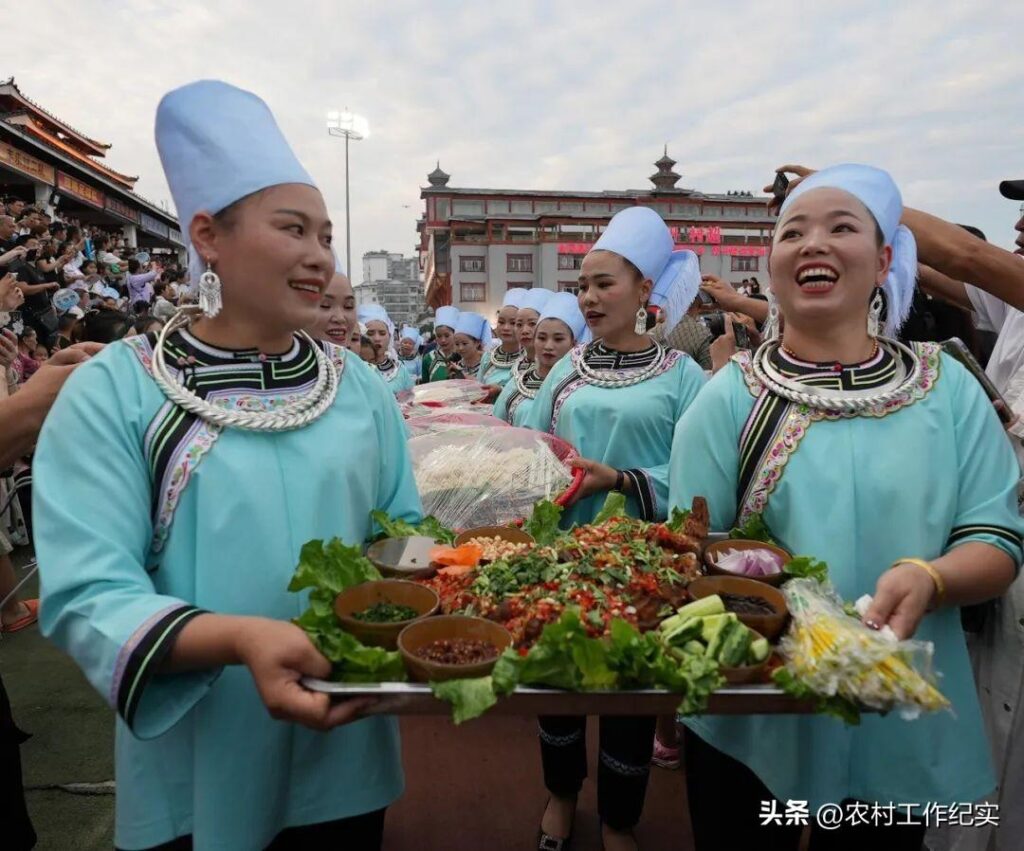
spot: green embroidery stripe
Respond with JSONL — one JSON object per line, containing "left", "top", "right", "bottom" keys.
{"left": 272, "top": 348, "right": 316, "bottom": 380}
{"left": 122, "top": 607, "right": 203, "bottom": 727}
{"left": 149, "top": 405, "right": 190, "bottom": 479}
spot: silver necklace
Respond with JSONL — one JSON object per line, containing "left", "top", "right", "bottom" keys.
{"left": 750, "top": 337, "right": 922, "bottom": 414}
{"left": 571, "top": 340, "right": 669, "bottom": 389}
{"left": 378, "top": 358, "right": 401, "bottom": 382}
{"left": 150, "top": 307, "right": 340, "bottom": 432}
{"left": 514, "top": 364, "right": 544, "bottom": 400}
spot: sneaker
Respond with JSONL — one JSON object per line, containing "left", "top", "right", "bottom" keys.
{"left": 651, "top": 736, "right": 680, "bottom": 770}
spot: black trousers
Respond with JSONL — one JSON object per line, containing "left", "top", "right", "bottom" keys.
{"left": 0, "top": 672, "right": 36, "bottom": 851}
{"left": 117, "top": 808, "right": 386, "bottom": 851}
{"left": 684, "top": 728, "right": 927, "bottom": 851}
{"left": 538, "top": 714, "right": 656, "bottom": 832}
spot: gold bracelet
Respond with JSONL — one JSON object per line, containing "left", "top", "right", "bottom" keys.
{"left": 892, "top": 557, "right": 946, "bottom": 609}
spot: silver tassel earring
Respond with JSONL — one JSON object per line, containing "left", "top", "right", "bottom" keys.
{"left": 867, "top": 288, "right": 884, "bottom": 338}
{"left": 634, "top": 306, "right": 647, "bottom": 335}
{"left": 764, "top": 290, "right": 781, "bottom": 341}
{"left": 198, "top": 261, "right": 223, "bottom": 319}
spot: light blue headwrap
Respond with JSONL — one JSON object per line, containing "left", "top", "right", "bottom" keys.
{"left": 400, "top": 325, "right": 421, "bottom": 347}
{"left": 454, "top": 311, "right": 493, "bottom": 347}
{"left": 155, "top": 80, "right": 319, "bottom": 285}
{"left": 434, "top": 305, "right": 460, "bottom": 331}
{"left": 780, "top": 163, "right": 917, "bottom": 336}
{"left": 502, "top": 287, "right": 529, "bottom": 310}
{"left": 358, "top": 304, "right": 394, "bottom": 339}
{"left": 537, "top": 291, "right": 587, "bottom": 342}
{"left": 518, "top": 287, "right": 553, "bottom": 316}
{"left": 590, "top": 206, "right": 701, "bottom": 336}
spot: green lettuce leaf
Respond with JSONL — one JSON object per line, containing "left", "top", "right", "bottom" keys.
{"left": 593, "top": 492, "right": 628, "bottom": 526}
{"left": 728, "top": 513, "right": 776, "bottom": 543}
{"left": 523, "top": 500, "right": 564, "bottom": 546}
{"left": 370, "top": 510, "right": 456, "bottom": 545}
{"left": 666, "top": 506, "right": 692, "bottom": 532}
{"left": 289, "top": 538, "right": 405, "bottom": 682}
{"left": 783, "top": 556, "right": 829, "bottom": 584}
{"left": 293, "top": 606, "right": 406, "bottom": 682}
{"left": 491, "top": 650, "right": 522, "bottom": 695}
{"left": 772, "top": 667, "right": 861, "bottom": 725}
{"left": 288, "top": 538, "right": 380, "bottom": 597}
{"left": 430, "top": 677, "right": 498, "bottom": 724}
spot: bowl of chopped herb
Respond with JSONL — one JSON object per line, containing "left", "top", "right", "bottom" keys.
{"left": 334, "top": 580, "right": 441, "bottom": 649}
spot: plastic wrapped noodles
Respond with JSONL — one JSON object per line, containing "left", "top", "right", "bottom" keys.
{"left": 779, "top": 578, "right": 950, "bottom": 718}
{"left": 408, "top": 427, "right": 578, "bottom": 529}
{"left": 405, "top": 411, "right": 510, "bottom": 438}
{"left": 398, "top": 379, "right": 489, "bottom": 407}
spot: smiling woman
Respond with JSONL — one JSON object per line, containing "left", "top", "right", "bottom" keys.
{"left": 520, "top": 207, "right": 706, "bottom": 849}
{"left": 669, "top": 164, "right": 1023, "bottom": 850}
{"left": 31, "top": 80, "right": 423, "bottom": 851}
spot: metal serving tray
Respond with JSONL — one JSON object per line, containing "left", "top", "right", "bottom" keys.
{"left": 300, "top": 679, "right": 815, "bottom": 716}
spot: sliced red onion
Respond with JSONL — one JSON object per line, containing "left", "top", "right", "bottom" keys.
{"left": 715, "top": 547, "right": 783, "bottom": 577}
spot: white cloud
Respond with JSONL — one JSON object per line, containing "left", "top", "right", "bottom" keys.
{"left": 15, "top": 0, "right": 1024, "bottom": 275}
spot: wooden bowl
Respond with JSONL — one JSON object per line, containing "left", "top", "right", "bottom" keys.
{"left": 334, "top": 580, "right": 440, "bottom": 649}
{"left": 720, "top": 631, "right": 772, "bottom": 684}
{"left": 687, "top": 575, "right": 789, "bottom": 642}
{"left": 398, "top": 615, "right": 513, "bottom": 683}
{"left": 702, "top": 539, "right": 791, "bottom": 587}
{"left": 454, "top": 526, "right": 535, "bottom": 547}
{"left": 366, "top": 536, "right": 440, "bottom": 580}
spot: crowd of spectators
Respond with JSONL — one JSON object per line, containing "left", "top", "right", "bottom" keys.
{"left": 0, "top": 196, "right": 189, "bottom": 365}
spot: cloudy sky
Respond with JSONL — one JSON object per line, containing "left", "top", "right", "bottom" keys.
{"left": 18, "top": 0, "right": 1024, "bottom": 275}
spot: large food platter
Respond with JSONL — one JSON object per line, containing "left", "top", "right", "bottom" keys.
{"left": 300, "top": 678, "right": 816, "bottom": 716}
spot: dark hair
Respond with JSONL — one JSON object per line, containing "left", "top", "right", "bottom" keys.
{"left": 133, "top": 316, "right": 162, "bottom": 336}
{"left": 19, "top": 327, "right": 36, "bottom": 342}
{"left": 359, "top": 335, "right": 374, "bottom": 348}
{"left": 128, "top": 258, "right": 141, "bottom": 274}
{"left": 958, "top": 224, "right": 987, "bottom": 242}
{"left": 80, "top": 310, "right": 132, "bottom": 343}
{"left": 132, "top": 300, "right": 151, "bottom": 315}
{"left": 153, "top": 281, "right": 166, "bottom": 296}
{"left": 66, "top": 226, "right": 81, "bottom": 241}
{"left": 15, "top": 234, "right": 35, "bottom": 247}
{"left": 58, "top": 312, "right": 78, "bottom": 331}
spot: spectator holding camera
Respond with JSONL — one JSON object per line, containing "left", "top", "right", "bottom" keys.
{"left": 125, "top": 257, "right": 160, "bottom": 305}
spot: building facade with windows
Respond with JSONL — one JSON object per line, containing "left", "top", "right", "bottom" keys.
{"left": 0, "top": 77, "right": 182, "bottom": 254}
{"left": 417, "top": 151, "right": 775, "bottom": 316}
{"left": 355, "top": 249, "right": 426, "bottom": 328}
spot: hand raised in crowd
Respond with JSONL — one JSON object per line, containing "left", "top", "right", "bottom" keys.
{"left": 709, "top": 318, "right": 738, "bottom": 374}
{"left": 0, "top": 245, "right": 29, "bottom": 266}
{"left": 709, "top": 313, "right": 762, "bottom": 374}
{"left": 861, "top": 562, "right": 938, "bottom": 640}
{"left": 233, "top": 617, "right": 376, "bottom": 730}
{"left": 763, "top": 164, "right": 818, "bottom": 212}
{"left": 699, "top": 274, "right": 741, "bottom": 311}
{"left": 731, "top": 312, "right": 762, "bottom": 347}
{"left": 1, "top": 272, "right": 25, "bottom": 311}
{"left": 0, "top": 328, "right": 17, "bottom": 370}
